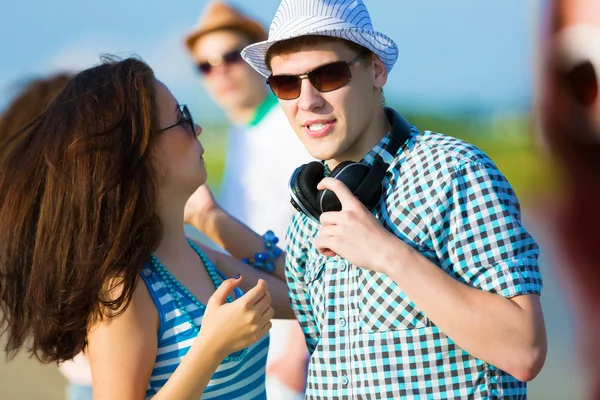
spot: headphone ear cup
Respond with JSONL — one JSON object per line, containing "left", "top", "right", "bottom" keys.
{"left": 318, "top": 162, "right": 373, "bottom": 213}
{"left": 291, "top": 161, "right": 325, "bottom": 221}
{"left": 328, "top": 160, "right": 356, "bottom": 178}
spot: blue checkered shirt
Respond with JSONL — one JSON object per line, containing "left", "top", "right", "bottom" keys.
{"left": 285, "top": 126, "right": 543, "bottom": 399}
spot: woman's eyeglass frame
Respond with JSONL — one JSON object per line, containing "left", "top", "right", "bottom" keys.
{"left": 158, "top": 104, "right": 196, "bottom": 136}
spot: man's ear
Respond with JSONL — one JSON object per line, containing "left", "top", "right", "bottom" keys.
{"left": 372, "top": 54, "right": 388, "bottom": 89}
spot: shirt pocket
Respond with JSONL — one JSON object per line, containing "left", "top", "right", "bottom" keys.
{"left": 358, "top": 269, "right": 430, "bottom": 332}
{"left": 302, "top": 257, "right": 328, "bottom": 332}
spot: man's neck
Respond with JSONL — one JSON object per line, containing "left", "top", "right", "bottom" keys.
{"left": 227, "top": 106, "right": 259, "bottom": 126}
{"left": 327, "top": 107, "right": 391, "bottom": 170}
{"left": 226, "top": 91, "right": 273, "bottom": 126}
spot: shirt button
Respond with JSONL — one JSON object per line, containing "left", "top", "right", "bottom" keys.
{"left": 339, "top": 318, "right": 346, "bottom": 327}
{"left": 339, "top": 263, "right": 347, "bottom": 271}
{"left": 341, "top": 375, "right": 349, "bottom": 385}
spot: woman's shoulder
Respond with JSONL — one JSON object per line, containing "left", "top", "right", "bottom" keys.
{"left": 89, "top": 273, "right": 159, "bottom": 335}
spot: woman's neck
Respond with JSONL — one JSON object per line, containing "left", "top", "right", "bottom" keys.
{"left": 153, "top": 197, "right": 193, "bottom": 261}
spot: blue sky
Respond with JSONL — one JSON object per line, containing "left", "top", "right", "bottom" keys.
{"left": 0, "top": 0, "right": 545, "bottom": 119}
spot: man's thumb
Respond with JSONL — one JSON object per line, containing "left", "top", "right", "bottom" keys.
{"left": 208, "top": 274, "right": 242, "bottom": 306}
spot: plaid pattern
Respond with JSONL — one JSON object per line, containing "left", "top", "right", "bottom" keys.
{"left": 285, "top": 125, "right": 542, "bottom": 399}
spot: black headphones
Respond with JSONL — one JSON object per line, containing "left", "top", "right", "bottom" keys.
{"left": 288, "top": 108, "right": 412, "bottom": 223}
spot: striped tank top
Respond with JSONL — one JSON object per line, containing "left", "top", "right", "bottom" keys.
{"left": 139, "top": 251, "right": 269, "bottom": 399}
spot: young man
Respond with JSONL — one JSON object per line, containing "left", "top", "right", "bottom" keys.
{"left": 183, "top": 2, "right": 311, "bottom": 399}
{"left": 184, "top": 1, "right": 313, "bottom": 240}
{"left": 237, "top": 0, "right": 547, "bottom": 398}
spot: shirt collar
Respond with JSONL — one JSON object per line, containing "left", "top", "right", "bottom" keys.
{"left": 246, "top": 92, "right": 278, "bottom": 127}
{"left": 324, "top": 108, "right": 415, "bottom": 176}
{"left": 324, "top": 133, "right": 393, "bottom": 176}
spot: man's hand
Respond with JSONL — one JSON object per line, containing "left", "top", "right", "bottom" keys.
{"left": 184, "top": 184, "right": 219, "bottom": 230}
{"left": 314, "top": 177, "right": 405, "bottom": 273}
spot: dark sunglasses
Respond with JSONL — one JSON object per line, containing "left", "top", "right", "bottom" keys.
{"left": 197, "top": 49, "right": 243, "bottom": 75}
{"left": 159, "top": 104, "right": 196, "bottom": 136}
{"left": 266, "top": 52, "right": 369, "bottom": 100}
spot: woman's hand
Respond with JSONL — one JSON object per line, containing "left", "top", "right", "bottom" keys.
{"left": 198, "top": 276, "right": 273, "bottom": 357}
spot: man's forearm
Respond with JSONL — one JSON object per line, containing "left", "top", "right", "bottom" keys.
{"left": 190, "top": 206, "right": 287, "bottom": 282}
{"left": 379, "top": 235, "right": 547, "bottom": 381}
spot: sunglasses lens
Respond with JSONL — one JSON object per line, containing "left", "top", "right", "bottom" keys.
{"left": 198, "top": 63, "right": 211, "bottom": 75}
{"left": 309, "top": 61, "right": 351, "bottom": 92}
{"left": 267, "top": 60, "right": 354, "bottom": 100}
{"left": 267, "top": 75, "right": 301, "bottom": 100}
{"left": 223, "top": 51, "right": 242, "bottom": 64}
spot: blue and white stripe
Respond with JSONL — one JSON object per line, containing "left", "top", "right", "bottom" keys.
{"left": 241, "top": 0, "right": 398, "bottom": 77}
{"left": 140, "top": 264, "right": 269, "bottom": 399}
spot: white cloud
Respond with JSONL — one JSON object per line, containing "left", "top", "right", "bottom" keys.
{"left": 42, "top": 29, "right": 222, "bottom": 118}
{"left": 44, "top": 28, "right": 198, "bottom": 87}
{"left": 46, "top": 38, "right": 130, "bottom": 72}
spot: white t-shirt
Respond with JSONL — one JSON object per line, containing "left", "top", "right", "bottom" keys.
{"left": 219, "top": 96, "right": 313, "bottom": 243}
{"left": 218, "top": 95, "right": 314, "bottom": 364}
{"left": 59, "top": 352, "right": 92, "bottom": 386}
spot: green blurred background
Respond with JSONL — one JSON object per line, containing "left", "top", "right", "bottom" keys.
{"left": 202, "top": 109, "right": 556, "bottom": 202}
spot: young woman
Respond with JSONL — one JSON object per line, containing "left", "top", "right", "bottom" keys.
{"left": 0, "top": 57, "right": 292, "bottom": 399}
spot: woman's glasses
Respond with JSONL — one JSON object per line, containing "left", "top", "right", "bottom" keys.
{"left": 159, "top": 104, "right": 196, "bottom": 136}
{"left": 266, "top": 52, "right": 368, "bottom": 100}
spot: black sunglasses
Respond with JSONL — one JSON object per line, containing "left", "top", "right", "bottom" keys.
{"left": 266, "top": 52, "right": 369, "bottom": 100}
{"left": 197, "top": 49, "right": 243, "bottom": 75}
{"left": 159, "top": 104, "right": 196, "bottom": 136}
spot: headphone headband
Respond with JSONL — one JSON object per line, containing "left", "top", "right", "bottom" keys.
{"left": 288, "top": 108, "right": 413, "bottom": 223}
{"left": 351, "top": 108, "right": 412, "bottom": 201}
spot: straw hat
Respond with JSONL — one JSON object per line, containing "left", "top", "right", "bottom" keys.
{"left": 184, "top": 1, "right": 268, "bottom": 51}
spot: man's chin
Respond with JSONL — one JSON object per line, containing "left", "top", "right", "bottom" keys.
{"left": 214, "top": 91, "right": 242, "bottom": 106}
{"left": 305, "top": 148, "right": 340, "bottom": 163}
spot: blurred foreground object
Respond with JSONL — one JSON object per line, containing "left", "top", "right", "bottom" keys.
{"left": 539, "top": 0, "right": 600, "bottom": 398}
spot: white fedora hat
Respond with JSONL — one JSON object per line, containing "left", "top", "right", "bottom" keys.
{"left": 241, "top": 0, "right": 398, "bottom": 78}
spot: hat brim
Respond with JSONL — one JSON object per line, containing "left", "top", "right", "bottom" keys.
{"left": 241, "top": 27, "right": 398, "bottom": 78}
{"left": 185, "top": 20, "right": 267, "bottom": 51}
